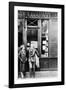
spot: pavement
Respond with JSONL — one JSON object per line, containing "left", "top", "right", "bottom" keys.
{"left": 25, "top": 71, "right": 57, "bottom": 78}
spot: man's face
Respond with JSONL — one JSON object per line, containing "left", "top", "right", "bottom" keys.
{"left": 21, "top": 49, "right": 26, "bottom": 56}
{"left": 27, "top": 47, "right": 30, "bottom": 50}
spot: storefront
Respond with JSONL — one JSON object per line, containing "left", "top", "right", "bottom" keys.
{"left": 18, "top": 11, "right": 58, "bottom": 71}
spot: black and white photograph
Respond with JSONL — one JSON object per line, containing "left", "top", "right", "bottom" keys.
{"left": 9, "top": 2, "right": 64, "bottom": 88}
{"left": 18, "top": 11, "right": 58, "bottom": 79}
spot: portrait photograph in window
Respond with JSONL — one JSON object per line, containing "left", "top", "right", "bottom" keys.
{"left": 9, "top": 2, "right": 64, "bottom": 88}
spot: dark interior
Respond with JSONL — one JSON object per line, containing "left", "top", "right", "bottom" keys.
{"left": 27, "top": 28, "right": 38, "bottom": 43}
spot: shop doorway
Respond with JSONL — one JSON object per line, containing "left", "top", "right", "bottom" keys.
{"left": 25, "top": 19, "right": 40, "bottom": 71}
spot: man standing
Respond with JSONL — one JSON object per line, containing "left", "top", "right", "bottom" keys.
{"left": 18, "top": 45, "right": 27, "bottom": 78}
{"left": 29, "top": 45, "right": 36, "bottom": 78}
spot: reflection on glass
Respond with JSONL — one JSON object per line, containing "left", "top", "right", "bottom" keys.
{"left": 41, "top": 20, "right": 48, "bottom": 57}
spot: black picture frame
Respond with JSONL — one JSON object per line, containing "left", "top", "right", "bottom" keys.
{"left": 9, "top": 1, "right": 64, "bottom": 88}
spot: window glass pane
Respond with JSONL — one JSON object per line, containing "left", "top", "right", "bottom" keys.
{"left": 41, "top": 20, "right": 48, "bottom": 57}
{"left": 48, "top": 18, "right": 58, "bottom": 57}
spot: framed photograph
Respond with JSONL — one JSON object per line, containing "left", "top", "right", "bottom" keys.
{"left": 9, "top": 2, "right": 64, "bottom": 88}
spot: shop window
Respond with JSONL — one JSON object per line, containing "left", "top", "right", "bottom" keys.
{"left": 41, "top": 20, "right": 48, "bottom": 57}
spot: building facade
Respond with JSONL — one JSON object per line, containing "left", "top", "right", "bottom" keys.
{"left": 18, "top": 11, "right": 58, "bottom": 71}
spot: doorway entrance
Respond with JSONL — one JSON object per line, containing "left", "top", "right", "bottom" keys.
{"left": 25, "top": 19, "right": 41, "bottom": 71}
{"left": 27, "top": 18, "right": 38, "bottom": 48}
{"left": 23, "top": 19, "right": 41, "bottom": 55}
{"left": 27, "top": 28, "right": 38, "bottom": 48}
